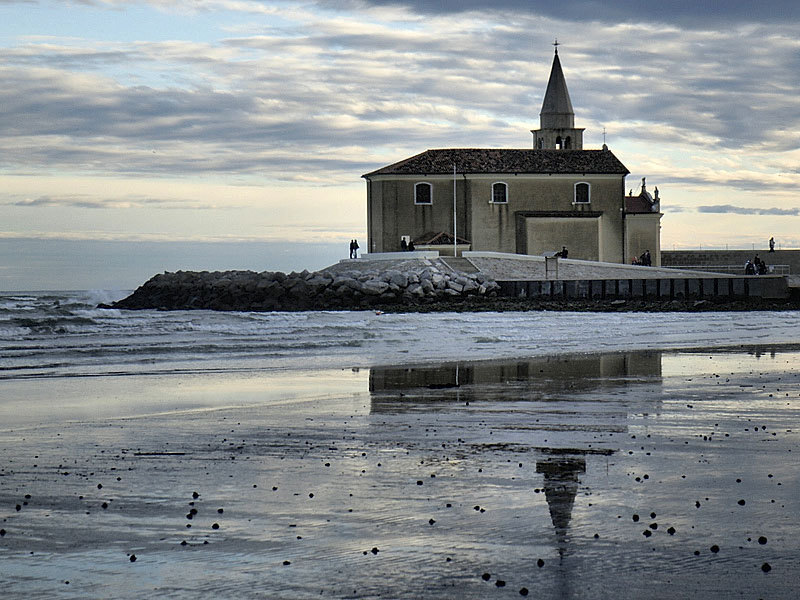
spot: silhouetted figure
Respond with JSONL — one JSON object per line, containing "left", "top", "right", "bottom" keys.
{"left": 408, "top": 241, "right": 415, "bottom": 252}
{"left": 769, "top": 237, "right": 775, "bottom": 252}
{"left": 352, "top": 239, "right": 359, "bottom": 259}
{"left": 744, "top": 260, "right": 755, "bottom": 275}
{"left": 349, "top": 240, "right": 355, "bottom": 259}
{"left": 558, "top": 246, "right": 568, "bottom": 258}
{"left": 400, "top": 238, "right": 408, "bottom": 251}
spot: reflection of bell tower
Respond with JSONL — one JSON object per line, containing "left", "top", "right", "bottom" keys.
{"left": 531, "top": 41, "right": 585, "bottom": 150}
{"left": 536, "top": 453, "right": 586, "bottom": 556}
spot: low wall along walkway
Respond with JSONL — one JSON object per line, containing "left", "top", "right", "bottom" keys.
{"left": 498, "top": 276, "right": 789, "bottom": 300}
{"left": 662, "top": 249, "right": 800, "bottom": 276}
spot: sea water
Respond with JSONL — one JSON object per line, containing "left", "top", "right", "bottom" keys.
{"left": 2, "top": 290, "right": 799, "bottom": 382}
{"left": 2, "top": 291, "right": 800, "bottom": 598}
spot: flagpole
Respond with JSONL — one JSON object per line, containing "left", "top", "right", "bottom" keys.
{"left": 453, "top": 163, "right": 457, "bottom": 257}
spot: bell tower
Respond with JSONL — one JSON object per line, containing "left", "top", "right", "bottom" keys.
{"left": 531, "top": 42, "right": 584, "bottom": 150}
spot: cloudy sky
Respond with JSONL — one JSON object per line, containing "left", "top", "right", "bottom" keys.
{"left": 1, "top": 0, "right": 799, "bottom": 290}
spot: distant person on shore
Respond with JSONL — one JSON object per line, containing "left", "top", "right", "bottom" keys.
{"left": 349, "top": 240, "right": 355, "bottom": 258}
{"left": 408, "top": 240, "right": 415, "bottom": 252}
{"left": 639, "top": 250, "right": 651, "bottom": 266}
{"left": 557, "top": 246, "right": 568, "bottom": 258}
{"left": 352, "top": 239, "right": 359, "bottom": 259}
{"left": 744, "top": 260, "right": 755, "bottom": 275}
{"left": 400, "top": 238, "right": 408, "bottom": 251}
{"left": 769, "top": 237, "right": 775, "bottom": 252}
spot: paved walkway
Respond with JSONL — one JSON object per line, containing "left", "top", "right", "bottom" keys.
{"left": 325, "top": 253, "right": 729, "bottom": 281}
{"left": 464, "top": 254, "right": 725, "bottom": 281}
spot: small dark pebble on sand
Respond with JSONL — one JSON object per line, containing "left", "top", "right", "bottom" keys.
{"left": 738, "top": 499, "right": 746, "bottom": 506}
{"left": 371, "top": 547, "right": 379, "bottom": 555}
{"left": 537, "top": 559, "right": 545, "bottom": 568}
{"left": 632, "top": 514, "right": 639, "bottom": 522}
{"left": 283, "top": 560, "right": 291, "bottom": 565}
{"left": 481, "top": 573, "right": 491, "bottom": 581}
{"left": 429, "top": 519, "right": 436, "bottom": 525}
{"left": 192, "top": 492, "right": 199, "bottom": 499}
{"left": 129, "top": 554, "right": 136, "bottom": 562}
{"left": 667, "top": 527, "right": 676, "bottom": 535}
{"left": 212, "top": 523, "right": 219, "bottom": 530}
{"left": 761, "top": 562, "right": 771, "bottom": 572}
{"left": 758, "top": 536, "right": 767, "bottom": 545}
{"left": 218, "top": 508, "right": 224, "bottom": 514}
{"left": 495, "top": 580, "right": 506, "bottom": 587}
{"left": 519, "top": 588, "right": 529, "bottom": 597}
{"left": 710, "top": 545, "right": 720, "bottom": 553}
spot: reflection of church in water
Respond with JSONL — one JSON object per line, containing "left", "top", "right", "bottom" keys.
{"left": 368, "top": 351, "right": 663, "bottom": 556}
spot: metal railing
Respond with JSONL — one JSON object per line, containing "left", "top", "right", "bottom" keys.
{"left": 663, "top": 264, "right": 790, "bottom": 275}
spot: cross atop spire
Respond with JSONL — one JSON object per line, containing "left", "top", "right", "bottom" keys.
{"left": 553, "top": 39, "right": 559, "bottom": 54}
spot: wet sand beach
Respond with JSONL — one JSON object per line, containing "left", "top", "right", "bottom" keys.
{"left": 1, "top": 348, "right": 799, "bottom": 599}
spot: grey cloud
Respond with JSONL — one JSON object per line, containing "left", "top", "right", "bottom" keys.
{"left": 8, "top": 194, "right": 223, "bottom": 210}
{"left": 1, "top": 9, "right": 798, "bottom": 192}
{"left": 697, "top": 205, "right": 800, "bottom": 216}
{"left": 316, "top": 0, "right": 800, "bottom": 27}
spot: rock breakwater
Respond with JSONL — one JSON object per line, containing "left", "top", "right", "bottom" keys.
{"left": 107, "top": 264, "right": 500, "bottom": 311}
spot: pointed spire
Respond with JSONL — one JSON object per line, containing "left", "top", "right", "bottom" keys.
{"left": 540, "top": 47, "right": 574, "bottom": 129}
{"left": 531, "top": 43, "right": 584, "bottom": 150}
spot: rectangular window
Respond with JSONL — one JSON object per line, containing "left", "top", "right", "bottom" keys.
{"left": 574, "top": 182, "right": 590, "bottom": 203}
{"left": 415, "top": 182, "right": 432, "bottom": 205}
{"left": 492, "top": 182, "right": 508, "bottom": 204}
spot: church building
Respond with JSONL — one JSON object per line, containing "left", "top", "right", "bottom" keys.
{"left": 362, "top": 47, "right": 662, "bottom": 265}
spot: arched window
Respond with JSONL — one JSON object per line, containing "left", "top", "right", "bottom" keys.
{"left": 574, "top": 182, "right": 590, "bottom": 204}
{"left": 491, "top": 182, "right": 508, "bottom": 204}
{"left": 555, "top": 136, "right": 563, "bottom": 150}
{"left": 414, "top": 182, "right": 432, "bottom": 205}
{"left": 564, "top": 136, "right": 572, "bottom": 149}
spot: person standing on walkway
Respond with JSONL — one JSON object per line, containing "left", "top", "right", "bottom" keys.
{"left": 352, "top": 239, "right": 359, "bottom": 259}
{"left": 769, "top": 237, "right": 775, "bottom": 252}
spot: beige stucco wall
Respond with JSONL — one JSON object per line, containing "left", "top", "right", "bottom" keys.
{"left": 624, "top": 213, "right": 662, "bottom": 266}
{"left": 366, "top": 172, "right": 627, "bottom": 261}
{"left": 525, "top": 216, "right": 600, "bottom": 260}
{"left": 366, "top": 176, "right": 470, "bottom": 253}
{"left": 469, "top": 174, "right": 624, "bottom": 261}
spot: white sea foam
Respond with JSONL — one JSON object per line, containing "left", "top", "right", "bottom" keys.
{"left": 1, "top": 290, "right": 799, "bottom": 381}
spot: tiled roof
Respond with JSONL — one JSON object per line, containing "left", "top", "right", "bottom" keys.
{"left": 414, "top": 231, "right": 471, "bottom": 245}
{"left": 625, "top": 194, "right": 657, "bottom": 214}
{"left": 363, "top": 148, "right": 629, "bottom": 177}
